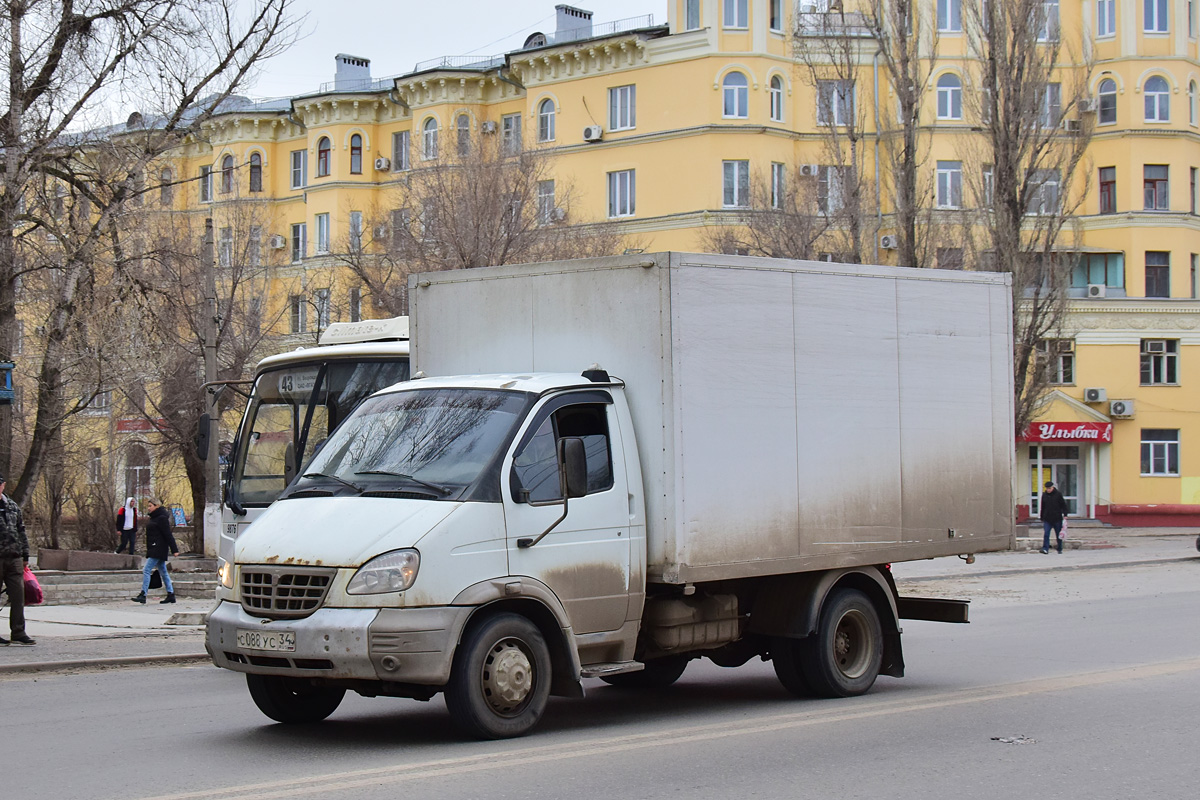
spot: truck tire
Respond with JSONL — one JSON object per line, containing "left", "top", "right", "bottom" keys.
{"left": 246, "top": 674, "right": 345, "bottom": 724}
{"left": 445, "top": 613, "right": 552, "bottom": 740}
{"left": 770, "top": 636, "right": 814, "bottom": 698}
{"left": 798, "top": 587, "right": 883, "bottom": 698}
{"left": 600, "top": 655, "right": 689, "bottom": 689}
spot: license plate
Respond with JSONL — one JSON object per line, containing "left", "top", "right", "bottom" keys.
{"left": 236, "top": 629, "right": 296, "bottom": 652}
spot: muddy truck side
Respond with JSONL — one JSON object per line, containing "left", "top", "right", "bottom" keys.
{"left": 205, "top": 251, "right": 1015, "bottom": 739}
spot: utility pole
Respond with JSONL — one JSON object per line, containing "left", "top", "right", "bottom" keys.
{"left": 202, "top": 218, "right": 220, "bottom": 556}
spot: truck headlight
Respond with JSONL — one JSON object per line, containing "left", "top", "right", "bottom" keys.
{"left": 347, "top": 549, "right": 420, "bottom": 594}
{"left": 217, "top": 557, "right": 234, "bottom": 590}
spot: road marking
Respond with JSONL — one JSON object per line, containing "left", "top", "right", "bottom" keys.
{"left": 134, "top": 656, "right": 1200, "bottom": 800}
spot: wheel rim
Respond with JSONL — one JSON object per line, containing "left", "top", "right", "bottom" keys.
{"left": 832, "top": 609, "right": 872, "bottom": 680}
{"left": 481, "top": 637, "right": 535, "bottom": 716}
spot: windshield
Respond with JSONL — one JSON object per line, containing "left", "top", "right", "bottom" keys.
{"left": 229, "top": 358, "right": 411, "bottom": 507}
{"left": 290, "top": 388, "right": 529, "bottom": 500}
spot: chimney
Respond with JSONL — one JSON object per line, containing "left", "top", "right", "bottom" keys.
{"left": 333, "top": 54, "right": 372, "bottom": 91}
{"left": 555, "top": 5, "right": 593, "bottom": 43}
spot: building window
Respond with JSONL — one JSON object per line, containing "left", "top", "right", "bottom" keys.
{"left": 501, "top": 113, "right": 522, "bottom": 155}
{"left": 723, "top": 72, "right": 749, "bottom": 118}
{"left": 1099, "top": 166, "right": 1116, "bottom": 213}
{"left": 315, "top": 213, "right": 330, "bottom": 254}
{"left": 159, "top": 168, "right": 173, "bottom": 205}
{"left": 609, "top": 84, "right": 637, "bottom": 131}
{"left": 1145, "top": 0, "right": 1169, "bottom": 32}
{"left": 249, "top": 153, "right": 263, "bottom": 192}
{"left": 248, "top": 226, "right": 262, "bottom": 267}
{"left": 724, "top": 0, "right": 748, "bottom": 28}
{"left": 1097, "top": 0, "right": 1115, "bottom": 35}
{"left": 1145, "top": 251, "right": 1171, "bottom": 297}
{"left": 86, "top": 390, "right": 113, "bottom": 415}
{"left": 537, "top": 180, "right": 557, "bottom": 224}
{"left": 817, "top": 80, "right": 854, "bottom": 126}
{"left": 14, "top": 320, "right": 23, "bottom": 355}
{"left": 220, "top": 155, "right": 234, "bottom": 193}
{"left": 1141, "top": 339, "right": 1178, "bottom": 384}
{"left": 722, "top": 160, "right": 750, "bottom": 207}
{"left": 1098, "top": 79, "right": 1117, "bottom": 125}
{"left": 686, "top": 0, "right": 701, "bottom": 30}
{"left": 1041, "top": 83, "right": 1062, "bottom": 127}
{"left": 290, "top": 149, "right": 307, "bottom": 188}
{"left": 290, "top": 294, "right": 306, "bottom": 333}
{"left": 1073, "top": 252, "right": 1125, "bottom": 288}
{"left": 87, "top": 448, "right": 102, "bottom": 485}
{"left": 218, "top": 226, "right": 233, "bottom": 267}
{"left": 938, "top": 0, "right": 962, "bottom": 31}
{"left": 936, "top": 161, "right": 963, "bottom": 208}
{"left": 350, "top": 134, "right": 363, "bottom": 173}
{"left": 608, "top": 169, "right": 636, "bottom": 217}
{"left": 769, "top": 0, "right": 783, "bottom": 30}
{"left": 1144, "top": 165, "right": 1169, "bottom": 209}
{"left": 455, "top": 115, "right": 470, "bottom": 157}
{"left": 423, "top": 118, "right": 439, "bottom": 160}
{"left": 937, "top": 74, "right": 963, "bottom": 120}
{"left": 981, "top": 165, "right": 994, "bottom": 206}
{"left": 1145, "top": 76, "right": 1170, "bottom": 121}
{"left": 1037, "top": 339, "right": 1075, "bottom": 384}
{"left": 316, "top": 137, "right": 331, "bottom": 177}
{"left": 199, "top": 165, "right": 212, "bottom": 202}
{"left": 392, "top": 131, "right": 410, "bottom": 171}
{"left": 291, "top": 222, "right": 306, "bottom": 263}
{"left": 538, "top": 99, "right": 556, "bottom": 142}
{"left": 1141, "top": 429, "right": 1180, "bottom": 475}
{"left": 1192, "top": 167, "right": 1198, "bottom": 213}
{"left": 770, "top": 162, "right": 785, "bottom": 209}
{"left": 818, "top": 165, "right": 849, "bottom": 214}
{"left": 1191, "top": 81, "right": 1199, "bottom": 125}
{"left": 349, "top": 287, "right": 362, "bottom": 323}
{"left": 937, "top": 247, "right": 964, "bottom": 270}
{"left": 769, "top": 76, "right": 784, "bottom": 121}
{"left": 1037, "top": 0, "right": 1060, "bottom": 40}
{"left": 314, "top": 288, "right": 331, "bottom": 329}
{"left": 349, "top": 211, "right": 363, "bottom": 251}
{"left": 1027, "top": 169, "right": 1060, "bottom": 215}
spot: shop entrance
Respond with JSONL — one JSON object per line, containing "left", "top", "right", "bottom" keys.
{"left": 1030, "top": 445, "right": 1080, "bottom": 516}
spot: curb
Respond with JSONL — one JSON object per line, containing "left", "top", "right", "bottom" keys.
{"left": 897, "top": 555, "right": 1199, "bottom": 583}
{"left": 0, "top": 652, "right": 210, "bottom": 676}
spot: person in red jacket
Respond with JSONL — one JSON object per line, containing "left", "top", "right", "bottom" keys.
{"left": 114, "top": 496, "right": 138, "bottom": 555}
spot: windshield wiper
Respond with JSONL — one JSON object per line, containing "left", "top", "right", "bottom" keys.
{"left": 300, "top": 472, "right": 363, "bottom": 494}
{"left": 354, "top": 470, "right": 452, "bottom": 496}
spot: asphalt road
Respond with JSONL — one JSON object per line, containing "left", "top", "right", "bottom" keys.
{"left": 4, "top": 559, "right": 1198, "bottom": 800}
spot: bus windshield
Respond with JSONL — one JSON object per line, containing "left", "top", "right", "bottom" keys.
{"left": 228, "top": 358, "right": 411, "bottom": 508}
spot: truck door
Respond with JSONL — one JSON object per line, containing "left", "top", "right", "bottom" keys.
{"left": 503, "top": 393, "right": 630, "bottom": 634}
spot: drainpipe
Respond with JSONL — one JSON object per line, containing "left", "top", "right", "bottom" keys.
{"left": 873, "top": 47, "right": 883, "bottom": 264}
{"left": 286, "top": 100, "right": 307, "bottom": 132}
{"left": 497, "top": 65, "right": 525, "bottom": 92}
{"left": 386, "top": 85, "right": 410, "bottom": 112}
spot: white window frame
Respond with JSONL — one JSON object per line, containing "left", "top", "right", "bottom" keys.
{"left": 1141, "top": 429, "right": 1180, "bottom": 475}
{"left": 248, "top": 225, "right": 262, "bottom": 266}
{"left": 538, "top": 99, "right": 556, "bottom": 142}
{"left": 1037, "top": 0, "right": 1060, "bottom": 41}
{"left": 392, "top": 131, "right": 410, "bottom": 171}
{"left": 537, "top": 180, "right": 556, "bottom": 224}
{"left": 315, "top": 213, "right": 330, "bottom": 254}
{"left": 1038, "top": 339, "right": 1075, "bottom": 385}
{"left": 723, "top": 72, "right": 749, "bottom": 119}
{"left": 1098, "top": 79, "right": 1118, "bottom": 125}
{"left": 456, "top": 115, "right": 470, "bottom": 157}
{"left": 1027, "top": 169, "right": 1061, "bottom": 216}
{"left": 982, "top": 165, "right": 995, "bottom": 206}
{"left": 724, "top": 0, "right": 748, "bottom": 29}
{"left": 349, "top": 211, "right": 363, "bottom": 251}
{"left": 199, "top": 165, "right": 212, "bottom": 202}
{"left": 1191, "top": 81, "right": 1199, "bottom": 126}
{"left": 423, "top": 118, "right": 439, "bottom": 160}
{"left": 218, "top": 226, "right": 233, "bottom": 267}
{"left": 291, "top": 222, "right": 306, "bottom": 263}
{"left": 314, "top": 288, "right": 331, "bottom": 329}
{"left": 937, "top": 74, "right": 963, "bottom": 120}
{"left": 1097, "top": 0, "right": 1116, "bottom": 36}
{"left": 770, "top": 162, "right": 785, "bottom": 209}
{"left": 609, "top": 84, "right": 637, "bottom": 131}
{"left": 938, "top": 0, "right": 962, "bottom": 32}
{"left": 769, "top": 0, "right": 783, "bottom": 31}
{"left": 290, "top": 150, "right": 307, "bottom": 189}
{"left": 290, "top": 294, "right": 306, "bottom": 333}
{"left": 817, "top": 80, "right": 855, "bottom": 127}
{"left": 818, "top": 165, "right": 849, "bottom": 215}
{"left": 87, "top": 447, "right": 102, "bottom": 485}
{"left": 1145, "top": 0, "right": 1169, "bottom": 32}
{"left": 936, "top": 161, "right": 963, "bottom": 209}
{"left": 607, "top": 169, "right": 636, "bottom": 217}
{"left": 769, "top": 76, "right": 784, "bottom": 122}
{"left": 1145, "top": 76, "right": 1171, "bottom": 122}
{"left": 501, "top": 112, "right": 522, "bottom": 154}
{"left": 685, "top": 0, "right": 701, "bottom": 31}
{"left": 722, "top": 160, "right": 750, "bottom": 207}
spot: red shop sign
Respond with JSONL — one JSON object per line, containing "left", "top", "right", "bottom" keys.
{"left": 1019, "top": 422, "right": 1113, "bottom": 443}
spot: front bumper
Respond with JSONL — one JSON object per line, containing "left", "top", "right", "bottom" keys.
{"left": 206, "top": 600, "right": 471, "bottom": 685}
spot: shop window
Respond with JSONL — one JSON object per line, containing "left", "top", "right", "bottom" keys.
{"left": 1141, "top": 429, "right": 1179, "bottom": 476}
{"left": 1140, "top": 338, "right": 1177, "bottom": 384}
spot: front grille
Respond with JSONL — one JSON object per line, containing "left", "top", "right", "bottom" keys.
{"left": 240, "top": 566, "right": 335, "bottom": 618}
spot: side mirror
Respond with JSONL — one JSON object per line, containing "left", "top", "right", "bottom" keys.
{"left": 283, "top": 440, "right": 297, "bottom": 487}
{"left": 558, "top": 437, "right": 588, "bottom": 499}
{"left": 195, "top": 414, "right": 211, "bottom": 460}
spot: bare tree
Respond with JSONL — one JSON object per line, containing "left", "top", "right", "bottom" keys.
{"left": 700, "top": 163, "right": 830, "bottom": 259}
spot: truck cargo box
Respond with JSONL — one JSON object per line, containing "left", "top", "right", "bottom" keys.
{"left": 411, "top": 252, "right": 1014, "bottom": 584}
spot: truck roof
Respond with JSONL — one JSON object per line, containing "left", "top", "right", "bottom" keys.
{"left": 380, "top": 372, "right": 613, "bottom": 396}
{"left": 255, "top": 340, "right": 411, "bottom": 374}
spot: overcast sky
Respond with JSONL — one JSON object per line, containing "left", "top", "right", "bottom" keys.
{"left": 249, "top": 1, "right": 669, "bottom": 99}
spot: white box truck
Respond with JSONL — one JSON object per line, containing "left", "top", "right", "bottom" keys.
{"left": 206, "top": 252, "right": 1014, "bottom": 739}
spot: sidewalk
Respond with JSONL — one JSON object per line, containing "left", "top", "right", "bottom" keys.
{"left": 3, "top": 528, "right": 1197, "bottom": 675}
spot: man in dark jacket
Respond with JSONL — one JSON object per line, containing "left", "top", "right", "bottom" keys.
{"left": 0, "top": 473, "right": 36, "bottom": 645}
{"left": 131, "top": 498, "right": 180, "bottom": 604}
{"left": 1039, "top": 481, "right": 1069, "bottom": 554}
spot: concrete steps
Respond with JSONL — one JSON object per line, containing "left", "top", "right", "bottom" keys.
{"left": 31, "top": 570, "right": 217, "bottom": 605}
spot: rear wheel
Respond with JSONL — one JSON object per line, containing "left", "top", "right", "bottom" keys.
{"left": 601, "top": 655, "right": 689, "bottom": 689}
{"left": 246, "top": 674, "right": 345, "bottom": 724}
{"left": 445, "top": 613, "right": 552, "bottom": 740}
{"left": 798, "top": 588, "right": 883, "bottom": 698}
{"left": 770, "top": 636, "right": 814, "bottom": 698}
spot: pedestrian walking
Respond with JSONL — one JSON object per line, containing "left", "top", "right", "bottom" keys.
{"left": 131, "top": 498, "right": 179, "bottom": 604}
{"left": 0, "top": 473, "right": 36, "bottom": 645}
{"left": 1039, "top": 481, "right": 1068, "bottom": 554}
{"left": 114, "top": 496, "right": 138, "bottom": 555}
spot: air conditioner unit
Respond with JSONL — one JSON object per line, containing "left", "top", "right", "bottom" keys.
{"left": 268, "top": 234, "right": 287, "bottom": 250}
{"left": 1084, "top": 387, "right": 1107, "bottom": 403}
{"left": 373, "top": 157, "right": 391, "bottom": 171}
{"left": 1144, "top": 339, "right": 1168, "bottom": 353}
{"left": 551, "top": 207, "right": 567, "bottom": 222}
{"left": 1062, "top": 118, "right": 1082, "bottom": 133}
{"left": 1078, "top": 97, "right": 1097, "bottom": 113}
{"left": 799, "top": 163, "right": 819, "bottom": 177}
{"left": 879, "top": 234, "right": 898, "bottom": 250}
{"left": 1110, "top": 399, "right": 1136, "bottom": 418}
{"left": 1054, "top": 339, "right": 1074, "bottom": 353}
{"left": 582, "top": 125, "right": 603, "bottom": 142}
{"left": 1087, "top": 283, "right": 1107, "bottom": 299}
{"left": 480, "top": 121, "right": 497, "bottom": 134}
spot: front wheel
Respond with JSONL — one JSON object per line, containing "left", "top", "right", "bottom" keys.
{"left": 445, "top": 613, "right": 552, "bottom": 740}
{"left": 246, "top": 674, "right": 345, "bottom": 724}
{"left": 798, "top": 587, "right": 883, "bottom": 698}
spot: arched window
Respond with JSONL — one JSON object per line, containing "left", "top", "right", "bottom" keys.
{"left": 1098, "top": 78, "right": 1117, "bottom": 124}
{"left": 160, "top": 168, "right": 173, "bottom": 205}
{"left": 937, "top": 74, "right": 963, "bottom": 120}
{"left": 456, "top": 114, "right": 470, "bottom": 156}
{"left": 1190, "top": 81, "right": 1198, "bottom": 126}
{"left": 220, "top": 154, "right": 234, "bottom": 193}
{"left": 538, "top": 98, "right": 556, "bottom": 142}
{"left": 316, "top": 137, "right": 331, "bottom": 176}
{"left": 423, "top": 118, "right": 439, "bottom": 160}
{"left": 249, "top": 153, "right": 262, "bottom": 192}
{"left": 1144, "top": 76, "right": 1170, "bottom": 122}
{"left": 125, "top": 444, "right": 151, "bottom": 503}
{"left": 769, "top": 76, "right": 784, "bottom": 121}
{"left": 350, "top": 134, "right": 362, "bottom": 174}
{"left": 722, "top": 71, "right": 749, "bottom": 118}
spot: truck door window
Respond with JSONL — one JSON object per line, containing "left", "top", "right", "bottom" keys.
{"left": 512, "top": 403, "right": 613, "bottom": 503}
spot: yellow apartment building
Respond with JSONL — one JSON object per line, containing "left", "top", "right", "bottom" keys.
{"left": 51, "top": 0, "right": 1200, "bottom": 525}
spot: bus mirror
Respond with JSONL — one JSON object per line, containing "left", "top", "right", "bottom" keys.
{"left": 196, "top": 414, "right": 211, "bottom": 460}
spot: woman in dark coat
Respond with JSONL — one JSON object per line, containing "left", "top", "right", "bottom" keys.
{"left": 131, "top": 498, "right": 179, "bottom": 604}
